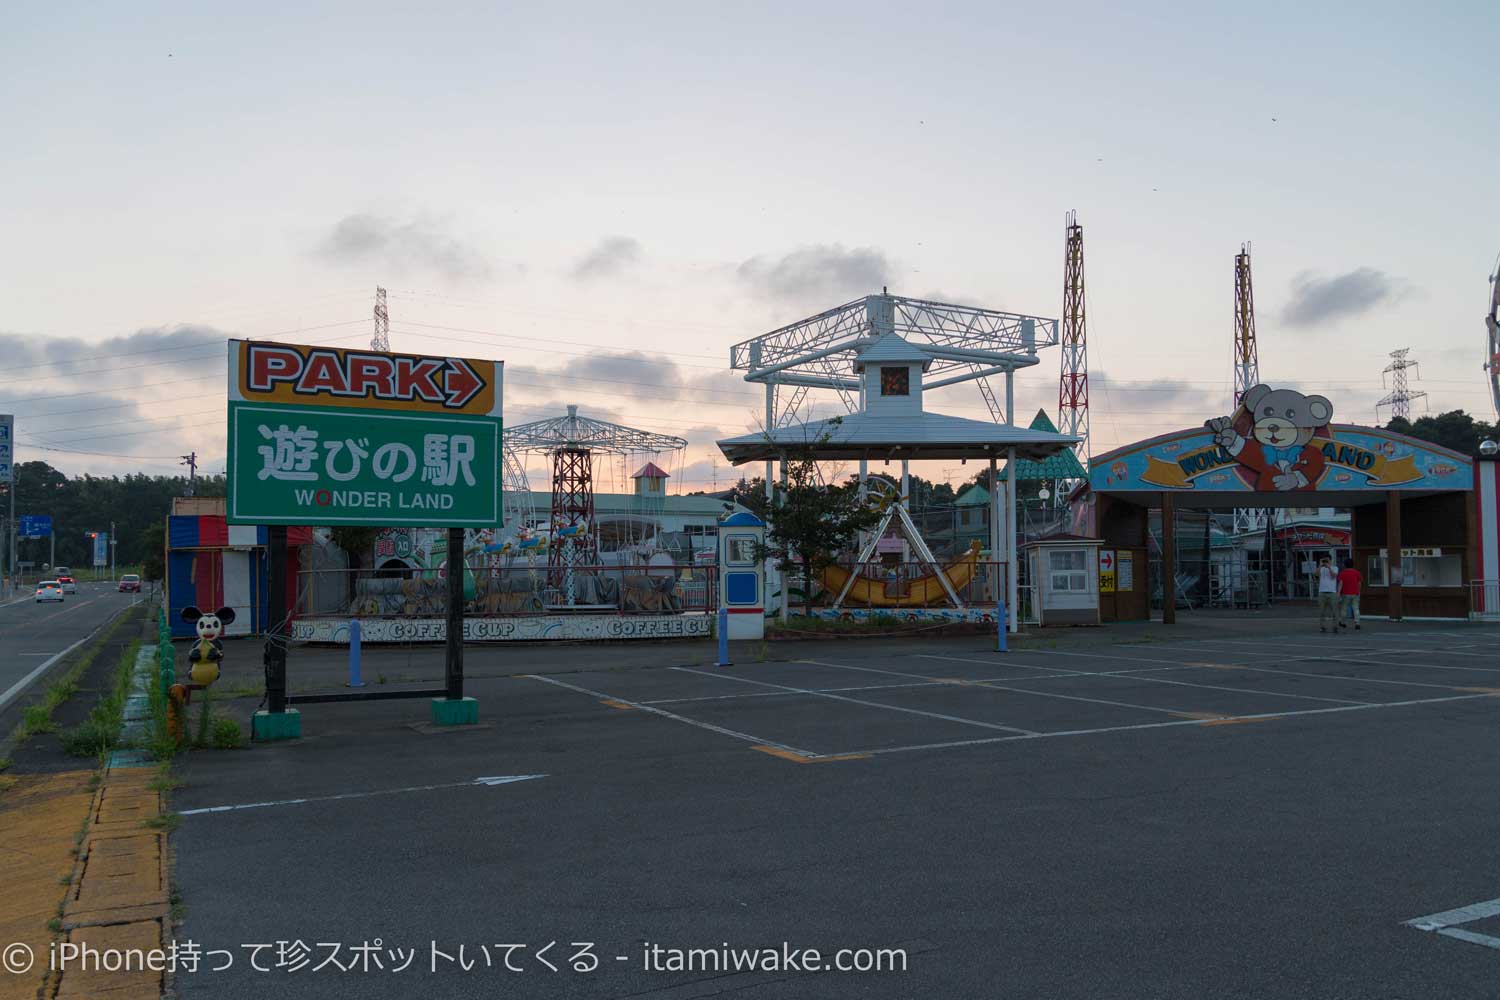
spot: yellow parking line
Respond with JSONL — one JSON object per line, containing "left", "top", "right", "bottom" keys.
{"left": 1200, "top": 716, "right": 1276, "bottom": 727}
{"left": 599, "top": 698, "right": 635, "bottom": 711}
{"left": 751, "top": 746, "right": 870, "bottom": 764}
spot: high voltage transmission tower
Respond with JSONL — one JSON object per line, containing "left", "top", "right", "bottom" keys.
{"left": 1058, "top": 210, "right": 1089, "bottom": 468}
{"left": 1376, "top": 348, "right": 1427, "bottom": 421}
{"left": 372, "top": 286, "right": 390, "bottom": 352}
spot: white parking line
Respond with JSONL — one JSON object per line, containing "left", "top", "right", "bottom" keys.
{"left": 973, "top": 650, "right": 1370, "bottom": 705}
{"left": 642, "top": 675, "right": 1077, "bottom": 707}
{"left": 1404, "top": 897, "right": 1500, "bottom": 951}
{"left": 847, "top": 691, "right": 1500, "bottom": 758}
{"left": 672, "top": 667, "right": 1038, "bottom": 735}
{"left": 180, "top": 775, "right": 546, "bottom": 816}
{"left": 525, "top": 673, "right": 819, "bottom": 756}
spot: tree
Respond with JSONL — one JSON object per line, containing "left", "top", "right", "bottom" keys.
{"left": 1386, "top": 410, "right": 1500, "bottom": 456}
{"left": 140, "top": 521, "right": 166, "bottom": 582}
{"left": 739, "top": 439, "right": 882, "bottom": 616}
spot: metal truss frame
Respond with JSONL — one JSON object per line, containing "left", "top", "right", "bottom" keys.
{"left": 506, "top": 405, "right": 688, "bottom": 455}
{"left": 729, "top": 293, "right": 1058, "bottom": 425}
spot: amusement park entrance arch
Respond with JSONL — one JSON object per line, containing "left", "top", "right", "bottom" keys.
{"left": 1084, "top": 401, "right": 1477, "bottom": 622}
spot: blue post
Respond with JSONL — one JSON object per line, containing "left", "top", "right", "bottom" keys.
{"left": 996, "top": 600, "right": 1007, "bottom": 653}
{"left": 347, "top": 618, "right": 366, "bottom": 687}
{"left": 716, "top": 606, "right": 731, "bottom": 667}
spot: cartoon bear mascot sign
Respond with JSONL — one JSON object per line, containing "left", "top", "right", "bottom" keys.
{"left": 1205, "top": 384, "right": 1332, "bottom": 492}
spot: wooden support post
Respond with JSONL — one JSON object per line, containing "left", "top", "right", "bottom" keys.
{"left": 1386, "top": 490, "right": 1403, "bottom": 621}
{"left": 1161, "top": 492, "right": 1176, "bottom": 625}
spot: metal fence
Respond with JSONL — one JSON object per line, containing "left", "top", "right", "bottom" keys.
{"left": 298, "top": 563, "right": 717, "bottom": 618}
{"left": 1470, "top": 580, "right": 1500, "bottom": 622}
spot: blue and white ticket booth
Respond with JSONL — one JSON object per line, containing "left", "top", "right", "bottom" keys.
{"left": 717, "top": 512, "right": 765, "bottom": 639}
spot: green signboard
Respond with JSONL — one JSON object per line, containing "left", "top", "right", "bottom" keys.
{"left": 227, "top": 341, "right": 503, "bottom": 526}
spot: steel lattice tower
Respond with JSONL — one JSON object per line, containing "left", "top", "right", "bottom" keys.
{"left": 1376, "top": 348, "right": 1428, "bottom": 421}
{"left": 1058, "top": 211, "right": 1089, "bottom": 463}
{"left": 548, "top": 447, "right": 597, "bottom": 572}
{"left": 1233, "top": 244, "right": 1259, "bottom": 405}
{"left": 372, "top": 287, "right": 390, "bottom": 352}
{"left": 1232, "top": 245, "right": 1266, "bottom": 535}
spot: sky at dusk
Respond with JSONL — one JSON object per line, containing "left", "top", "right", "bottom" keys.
{"left": 3, "top": 1, "right": 1495, "bottom": 494}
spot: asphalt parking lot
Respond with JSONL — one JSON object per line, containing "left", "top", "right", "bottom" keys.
{"left": 173, "top": 620, "right": 1500, "bottom": 998}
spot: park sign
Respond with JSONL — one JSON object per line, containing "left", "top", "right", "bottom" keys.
{"left": 226, "top": 340, "right": 503, "bottom": 527}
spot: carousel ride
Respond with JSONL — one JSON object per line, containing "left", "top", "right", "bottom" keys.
{"left": 503, "top": 405, "right": 689, "bottom": 609}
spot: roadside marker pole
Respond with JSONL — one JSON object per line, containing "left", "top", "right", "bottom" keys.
{"left": 717, "top": 606, "right": 731, "bottom": 667}
{"left": 996, "top": 599, "right": 1008, "bottom": 653}
{"left": 347, "top": 618, "right": 365, "bottom": 688}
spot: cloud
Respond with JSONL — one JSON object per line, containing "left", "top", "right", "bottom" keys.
{"left": 571, "top": 236, "right": 642, "bottom": 281}
{"left": 315, "top": 213, "right": 492, "bottom": 282}
{"left": 1281, "top": 268, "right": 1403, "bottom": 327}
{"left": 736, "top": 244, "right": 893, "bottom": 304}
{"left": 0, "top": 325, "right": 233, "bottom": 477}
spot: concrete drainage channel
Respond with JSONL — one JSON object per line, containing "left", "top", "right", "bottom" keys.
{"left": 48, "top": 642, "right": 175, "bottom": 998}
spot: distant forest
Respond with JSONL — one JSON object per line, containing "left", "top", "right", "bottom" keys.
{"left": 4, "top": 461, "right": 225, "bottom": 572}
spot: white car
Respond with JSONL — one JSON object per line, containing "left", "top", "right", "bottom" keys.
{"left": 35, "top": 581, "right": 64, "bottom": 603}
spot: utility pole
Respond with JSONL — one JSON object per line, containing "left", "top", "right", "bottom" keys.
{"left": 373, "top": 286, "right": 391, "bottom": 352}
{"left": 181, "top": 452, "right": 198, "bottom": 495}
{"left": 1376, "top": 348, "right": 1428, "bottom": 422}
{"left": 110, "top": 520, "right": 116, "bottom": 581}
{"left": 1058, "top": 210, "right": 1090, "bottom": 477}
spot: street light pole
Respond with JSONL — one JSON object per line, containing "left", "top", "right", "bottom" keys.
{"left": 110, "top": 521, "right": 116, "bottom": 581}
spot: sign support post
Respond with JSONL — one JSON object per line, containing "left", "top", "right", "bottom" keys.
{"left": 433, "top": 526, "right": 477, "bottom": 725}
{"left": 1161, "top": 492, "right": 1176, "bottom": 625}
{"left": 254, "top": 525, "right": 300, "bottom": 741}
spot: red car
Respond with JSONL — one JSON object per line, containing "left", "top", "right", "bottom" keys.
{"left": 118, "top": 574, "right": 141, "bottom": 593}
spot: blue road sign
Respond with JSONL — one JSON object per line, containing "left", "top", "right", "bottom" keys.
{"left": 19, "top": 515, "right": 52, "bottom": 539}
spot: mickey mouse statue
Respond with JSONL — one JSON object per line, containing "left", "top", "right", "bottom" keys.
{"left": 182, "top": 605, "right": 236, "bottom": 688}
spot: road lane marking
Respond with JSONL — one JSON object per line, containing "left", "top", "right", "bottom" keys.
{"left": 179, "top": 775, "right": 547, "bottom": 815}
{"left": 525, "top": 673, "right": 818, "bottom": 757}
{"left": 0, "top": 635, "right": 95, "bottom": 713}
{"left": 677, "top": 666, "right": 1038, "bottom": 735}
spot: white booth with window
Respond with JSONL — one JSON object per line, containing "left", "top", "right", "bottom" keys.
{"left": 1023, "top": 535, "right": 1103, "bottom": 627}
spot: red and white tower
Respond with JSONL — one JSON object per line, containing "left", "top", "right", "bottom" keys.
{"left": 1058, "top": 211, "right": 1089, "bottom": 466}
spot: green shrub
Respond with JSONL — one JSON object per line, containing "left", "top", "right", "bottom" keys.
{"left": 210, "top": 718, "right": 242, "bottom": 750}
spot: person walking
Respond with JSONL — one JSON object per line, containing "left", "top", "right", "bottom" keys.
{"left": 1337, "top": 557, "right": 1363, "bottom": 631}
{"left": 1317, "top": 556, "right": 1339, "bottom": 632}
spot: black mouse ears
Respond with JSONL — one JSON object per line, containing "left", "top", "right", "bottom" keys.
{"left": 181, "top": 606, "right": 236, "bottom": 625}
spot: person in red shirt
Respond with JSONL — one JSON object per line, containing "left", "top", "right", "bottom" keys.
{"left": 1337, "top": 558, "right": 1362, "bottom": 631}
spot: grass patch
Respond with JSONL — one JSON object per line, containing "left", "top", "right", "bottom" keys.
{"left": 10, "top": 611, "right": 137, "bottom": 742}
{"left": 59, "top": 638, "right": 140, "bottom": 758}
{"left": 143, "top": 812, "right": 180, "bottom": 833}
{"left": 0, "top": 758, "right": 11, "bottom": 773}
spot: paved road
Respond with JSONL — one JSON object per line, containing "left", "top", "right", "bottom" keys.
{"left": 0, "top": 580, "right": 141, "bottom": 714}
{"left": 173, "top": 621, "right": 1500, "bottom": 999}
